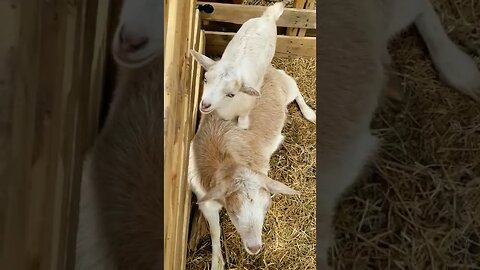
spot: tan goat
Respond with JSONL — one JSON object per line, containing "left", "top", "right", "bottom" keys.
{"left": 188, "top": 65, "right": 315, "bottom": 270}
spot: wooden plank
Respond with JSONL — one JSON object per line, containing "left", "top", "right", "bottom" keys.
{"left": 164, "top": 0, "right": 197, "bottom": 269}
{"left": 202, "top": 0, "right": 243, "bottom": 3}
{"left": 1, "top": 0, "right": 110, "bottom": 269}
{"left": 204, "top": 31, "right": 316, "bottom": 58}
{"left": 191, "top": 31, "right": 205, "bottom": 134}
{"left": 189, "top": 11, "right": 202, "bottom": 136}
{"left": 189, "top": 10, "right": 201, "bottom": 108}
{"left": 286, "top": 0, "right": 315, "bottom": 36}
{"left": 0, "top": 0, "right": 20, "bottom": 261}
{"left": 197, "top": 1, "right": 316, "bottom": 29}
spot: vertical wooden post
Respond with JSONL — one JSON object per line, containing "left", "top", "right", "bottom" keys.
{"left": 164, "top": 0, "right": 201, "bottom": 269}
{"left": 286, "top": 0, "right": 314, "bottom": 37}
{"left": 0, "top": 0, "right": 110, "bottom": 269}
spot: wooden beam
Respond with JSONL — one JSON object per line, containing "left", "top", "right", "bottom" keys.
{"left": 204, "top": 31, "right": 316, "bottom": 58}
{"left": 190, "top": 12, "right": 203, "bottom": 136}
{"left": 197, "top": 1, "right": 316, "bottom": 29}
{"left": 0, "top": 0, "right": 20, "bottom": 262}
{"left": 201, "top": 0, "right": 243, "bottom": 4}
{"left": 1, "top": 0, "right": 110, "bottom": 270}
{"left": 286, "top": 0, "right": 315, "bottom": 36}
{"left": 164, "top": 0, "right": 198, "bottom": 269}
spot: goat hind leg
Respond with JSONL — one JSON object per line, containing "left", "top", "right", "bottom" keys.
{"left": 414, "top": 0, "right": 480, "bottom": 101}
{"left": 280, "top": 70, "right": 316, "bottom": 123}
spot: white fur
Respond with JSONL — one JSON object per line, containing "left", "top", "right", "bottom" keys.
{"left": 75, "top": 2, "right": 164, "bottom": 266}
{"left": 317, "top": 0, "right": 480, "bottom": 268}
{"left": 384, "top": 0, "right": 480, "bottom": 100}
{"left": 75, "top": 153, "right": 116, "bottom": 270}
{"left": 111, "top": 0, "right": 163, "bottom": 68}
{"left": 188, "top": 67, "right": 314, "bottom": 269}
{"left": 198, "top": 201, "right": 224, "bottom": 270}
{"left": 190, "top": 2, "right": 286, "bottom": 130}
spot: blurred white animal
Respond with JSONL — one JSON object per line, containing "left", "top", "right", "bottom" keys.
{"left": 317, "top": 0, "right": 480, "bottom": 269}
{"left": 191, "top": 1, "right": 286, "bottom": 130}
{"left": 111, "top": 0, "right": 163, "bottom": 68}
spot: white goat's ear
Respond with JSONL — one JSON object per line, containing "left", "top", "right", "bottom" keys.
{"left": 197, "top": 185, "right": 225, "bottom": 204}
{"left": 190, "top": 50, "right": 215, "bottom": 70}
{"left": 263, "top": 177, "right": 300, "bottom": 195}
{"left": 239, "top": 86, "right": 261, "bottom": 97}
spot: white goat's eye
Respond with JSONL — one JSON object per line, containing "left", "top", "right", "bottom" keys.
{"left": 226, "top": 93, "right": 235, "bottom": 98}
{"left": 203, "top": 78, "right": 207, "bottom": 83}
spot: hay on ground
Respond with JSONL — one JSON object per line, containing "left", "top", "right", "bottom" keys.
{"left": 333, "top": 0, "right": 480, "bottom": 269}
{"left": 188, "top": 0, "right": 480, "bottom": 269}
{"left": 186, "top": 58, "right": 317, "bottom": 270}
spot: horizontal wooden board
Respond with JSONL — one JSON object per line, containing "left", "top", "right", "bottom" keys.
{"left": 204, "top": 31, "right": 316, "bottom": 58}
{"left": 197, "top": 2, "right": 316, "bottom": 29}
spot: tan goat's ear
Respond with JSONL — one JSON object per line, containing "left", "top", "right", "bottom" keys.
{"left": 239, "top": 86, "right": 261, "bottom": 97}
{"left": 263, "top": 176, "right": 300, "bottom": 195}
{"left": 190, "top": 50, "right": 215, "bottom": 70}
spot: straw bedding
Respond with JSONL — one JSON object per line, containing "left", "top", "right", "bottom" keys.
{"left": 187, "top": 0, "right": 480, "bottom": 269}
{"left": 333, "top": 1, "right": 480, "bottom": 269}
{"left": 186, "top": 57, "right": 317, "bottom": 270}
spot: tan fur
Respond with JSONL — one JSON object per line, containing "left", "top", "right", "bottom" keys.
{"left": 75, "top": 59, "right": 163, "bottom": 270}
{"left": 191, "top": 66, "right": 290, "bottom": 208}
{"left": 188, "top": 65, "right": 308, "bottom": 266}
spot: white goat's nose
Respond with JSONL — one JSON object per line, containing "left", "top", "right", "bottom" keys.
{"left": 119, "top": 26, "right": 149, "bottom": 53}
{"left": 200, "top": 101, "right": 211, "bottom": 110}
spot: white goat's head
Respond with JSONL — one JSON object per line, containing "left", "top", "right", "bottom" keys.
{"left": 112, "top": 0, "right": 163, "bottom": 68}
{"left": 190, "top": 50, "right": 262, "bottom": 114}
{"left": 198, "top": 166, "right": 299, "bottom": 255}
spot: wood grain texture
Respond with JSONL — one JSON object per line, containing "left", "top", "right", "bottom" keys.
{"left": 0, "top": 1, "right": 19, "bottom": 260}
{"left": 286, "top": 0, "right": 315, "bottom": 36}
{"left": 0, "top": 0, "right": 110, "bottom": 269}
{"left": 204, "top": 31, "right": 316, "bottom": 58}
{"left": 164, "top": 0, "right": 202, "bottom": 269}
{"left": 198, "top": 1, "right": 316, "bottom": 29}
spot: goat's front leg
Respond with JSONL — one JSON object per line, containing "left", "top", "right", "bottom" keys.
{"left": 317, "top": 209, "right": 334, "bottom": 270}
{"left": 237, "top": 114, "right": 250, "bottom": 130}
{"left": 199, "top": 202, "right": 225, "bottom": 270}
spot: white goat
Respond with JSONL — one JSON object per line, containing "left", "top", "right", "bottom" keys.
{"left": 111, "top": 0, "right": 163, "bottom": 68}
{"left": 190, "top": 1, "right": 285, "bottom": 130}
{"left": 75, "top": 1, "right": 163, "bottom": 269}
{"left": 317, "top": 0, "right": 480, "bottom": 269}
{"left": 188, "top": 66, "right": 315, "bottom": 270}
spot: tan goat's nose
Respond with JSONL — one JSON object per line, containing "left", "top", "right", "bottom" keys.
{"left": 246, "top": 244, "right": 262, "bottom": 255}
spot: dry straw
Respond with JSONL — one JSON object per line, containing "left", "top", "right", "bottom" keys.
{"left": 187, "top": 0, "right": 480, "bottom": 269}
{"left": 186, "top": 57, "right": 316, "bottom": 270}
